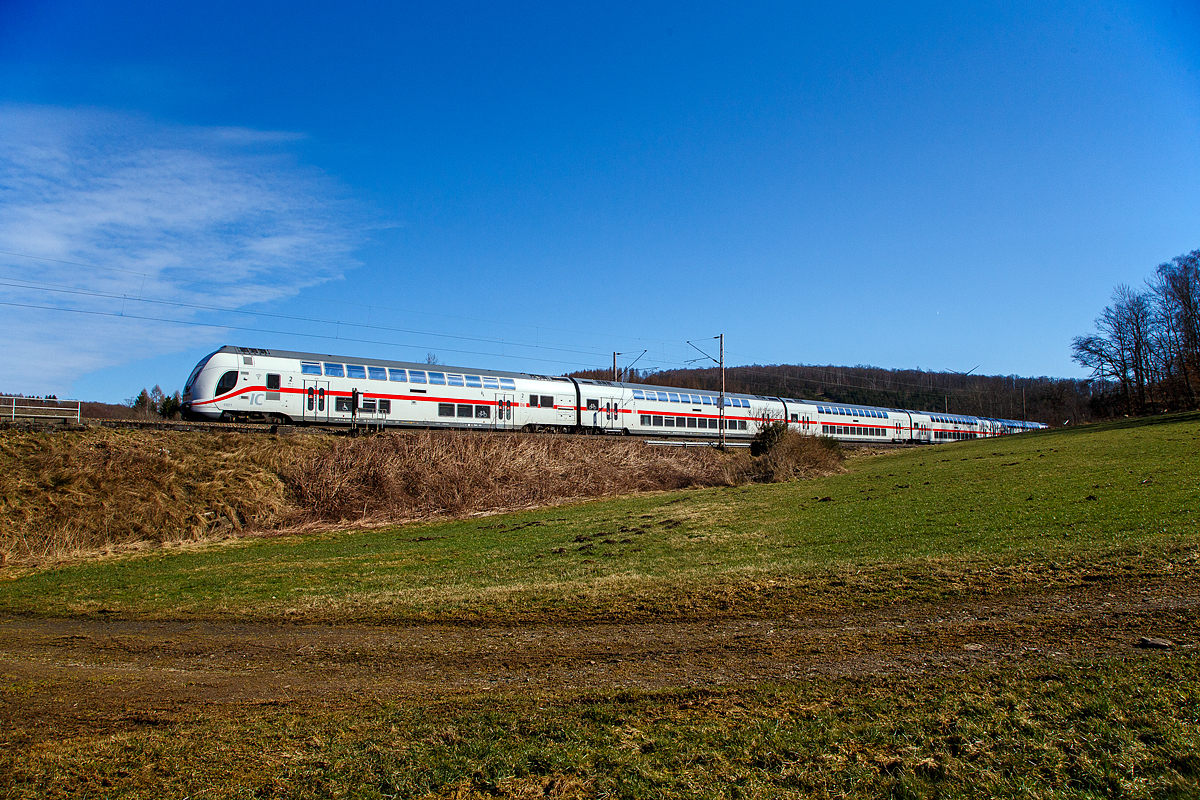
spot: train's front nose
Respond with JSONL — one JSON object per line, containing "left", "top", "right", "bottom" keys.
{"left": 181, "top": 351, "right": 224, "bottom": 421}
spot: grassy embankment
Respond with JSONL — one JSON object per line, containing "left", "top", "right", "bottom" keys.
{"left": 3, "top": 428, "right": 841, "bottom": 565}
{"left": 1, "top": 414, "right": 1196, "bottom": 623}
{"left": 1, "top": 414, "right": 1198, "bottom": 798}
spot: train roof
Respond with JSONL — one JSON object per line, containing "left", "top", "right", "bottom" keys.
{"left": 214, "top": 346, "right": 571, "bottom": 383}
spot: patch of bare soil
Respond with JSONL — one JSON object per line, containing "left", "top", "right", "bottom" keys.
{"left": 0, "top": 575, "right": 1195, "bottom": 744}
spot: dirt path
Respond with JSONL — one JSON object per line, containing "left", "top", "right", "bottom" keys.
{"left": 1, "top": 576, "right": 1195, "bottom": 742}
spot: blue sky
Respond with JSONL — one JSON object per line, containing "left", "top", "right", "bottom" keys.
{"left": 1, "top": 2, "right": 1198, "bottom": 402}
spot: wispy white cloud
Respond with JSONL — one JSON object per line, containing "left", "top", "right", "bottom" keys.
{"left": 0, "top": 104, "right": 360, "bottom": 395}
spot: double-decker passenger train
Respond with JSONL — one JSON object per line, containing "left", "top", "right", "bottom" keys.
{"left": 182, "top": 346, "right": 1047, "bottom": 444}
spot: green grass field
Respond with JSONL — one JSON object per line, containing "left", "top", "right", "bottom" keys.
{"left": 2, "top": 414, "right": 1197, "bottom": 624}
{"left": 2, "top": 414, "right": 1199, "bottom": 799}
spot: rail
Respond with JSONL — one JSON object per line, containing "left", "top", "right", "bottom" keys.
{"left": 2, "top": 395, "right": 81, "bottom": 424}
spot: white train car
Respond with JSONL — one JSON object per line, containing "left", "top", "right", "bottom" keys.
{"left": 184, "top": 346, "right": 575, "bottom": 431}
{"left": 572, "top": 378, "right": 761, "bottom": 439}
{"left": 182, "top": 346, "right": 1047, "bottom": 443}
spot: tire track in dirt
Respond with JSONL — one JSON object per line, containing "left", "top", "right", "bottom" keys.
{"left": 1, "top": 575, "right": 1195, "bottom": 742}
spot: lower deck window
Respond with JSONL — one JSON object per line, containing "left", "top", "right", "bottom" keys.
{"left": 641, "top": 414, "right": 651, "bottom": 425}
{"left": 379, "top": 399, "right": 391, "bottom": 414}
{"left": 457, "top": 404, "right": 473, "bottom": 418}
{"left": 361, "top": 399, "right": 377, "bottom": 412}
{"left": 438, "top": 404, "right": 454, "bottom": 417}
{"left": 335, "top": 397, "right": 353, "bottom": 412}
{"left": 475, "top": 405, "right": 490, "bottom": 418}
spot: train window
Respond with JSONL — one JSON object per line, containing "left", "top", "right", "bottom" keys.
{"left": 335, "top": 397, "right": 353, "bottom": 412}
{"left": 378, "top": 400, "right": 391, "bottom": 414}
{"left": 409, "top": 370, "right": 426, "bottom": 384}
{"left": 346, "top": 365, "right": 367, "bottom": 379}
{"left": 675, "top": 416, "right": 685, "bottom": 427}
{"left": 447, "top": 374, "right": 465, "bottom": 386}
{"left": 668, "top": 393, "right": 680, "bottom": 402}
{"left": 266, "top": 374, "right": 281, "bottom": 390}
{"left": 456, "top": 404, "right": 472, "bottom": 418}
{"left": 686, "top": 417, "right": 697, "bottom": 428}
{"left": 475, "top": 405, "right": 490, "bottom": 418}
{"left": 361, "top": 399, "right": 376, "bottom": 413}
{"left": 215, "top": 370, "right": 238, "bottom": 395}
{"left": 739, "top": 420, "right": 747, "bottom": 430}
{"left": 301, "top": 362, "right": 322, "bottom": 376}
{"left": 632, "top": 390, "right": 644, "bottom": 400}
{"left": 652, "top": 415, "right": 663, "bottom": 426}
{"left": 324, "top": 363, "right": 344, "bottom": 377}
{"left": 647, "top": 391, "right": 660, "bottom": 400}
{"left": 641, "top": 414, "right": 650, "bottom": 425}
{"left": 586, "top": 399, "right": 598, "bottom": 410}
{"left": 701, "top": 396, "right": 711, "bottom": 405}
{"left": 438, "top": 404, "right": 454, "bottom": 417}
{"left": 482, "top": 377, "right": 499, "bottom": 389}
{"left": 499, "top": 378, "right": 516, "bottom": 390}
{"left": 388, "top": 368, "right": 407, "bottom": 382}
{"left": 428, "top": 372, "right": 446, "bottom": 385}
{"left": 368, "top": 367, "right": 387, "bottom": 381}
{"left": 465, "top": 375, "right": 482, "bottom": 387}
{"left": 541, "top": 395, "right": 554, "bottom": 408}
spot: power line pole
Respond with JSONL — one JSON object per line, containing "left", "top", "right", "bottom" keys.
{"left": 685, "top": 334, "right": 726, "bottom": 449}
{"left": 719, "top": 333, "right": 726, "bottom": 449}
{"left": 613, "top": 352, "right": 617, "bottom": 382}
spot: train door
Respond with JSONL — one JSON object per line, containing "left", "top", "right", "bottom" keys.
{"left": 302, "top": 380, "right": 329, "bottom": 423}
{"left": 494, "top": 393, "right": 515, "bottom": 430}
{"left": 604, "top": 396, "right": 623, "bottom": 432}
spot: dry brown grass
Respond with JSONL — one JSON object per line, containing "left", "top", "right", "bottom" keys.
{"left": 750, "top": 430, "right": 845, "bottom": 482}
{"left": 284, "top": 431, "right": 743, "bottom": 523}
{"left": 0, "top": 428, "right": 842, "bottom": 566}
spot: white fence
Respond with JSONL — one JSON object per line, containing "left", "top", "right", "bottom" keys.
{"left": 2, "top": 396, "right": 82, "bottom": 424}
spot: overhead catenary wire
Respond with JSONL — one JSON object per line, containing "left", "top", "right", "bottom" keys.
{"left": 2, "top": 249, "right": 1021, "bottom": 392}
{"left": 0, "top": 249, "right": 696, "bottom": 358}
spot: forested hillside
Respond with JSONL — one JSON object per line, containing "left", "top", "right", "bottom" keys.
{"left": 570, "top": 364, "right": 1096, "bottom": 426}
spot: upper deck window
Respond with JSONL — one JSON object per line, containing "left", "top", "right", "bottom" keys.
{"left": 482, "top": 377, "right": 499, "bottom": 389}
{"left": 632, "top": 389, "right": 644, "bottom": 400}
{"left": 368, "top": 367, "right": 387, "bottom": 381}
{"left": 409, "top": 370, "right": 427, "bottom": 384}
{"left": 346, "top": 365, "right": 367, "bottom": 379}
{"left": 499, "top": 378, "right": 516, "bottom": 390}
{"left": 388, "top": 368, "right": 407, "bottom": 382}
{"left": 428, "top": 372, "right": 446, "bottom": 385}
{"left": 465, "top": 375, "right": 482, "bottom": 388}
{"left": 301, "top": 362, "right": 322, "bottom": 376}
{"left": 324, "top": 363, "right": 345, "bottom": 378}
{"left": 446, "top": 374, "right": 465, "bottom": 387}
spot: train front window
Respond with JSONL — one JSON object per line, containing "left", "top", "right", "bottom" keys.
{"left": 215, "top": 370, "right": 238, "bottom": 396}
